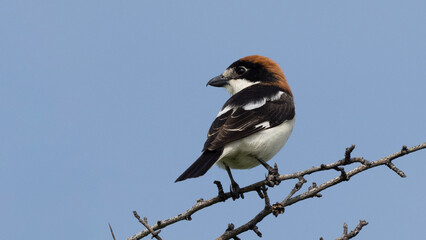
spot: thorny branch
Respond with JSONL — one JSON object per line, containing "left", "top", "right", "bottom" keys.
{"left": 126, "top": 142, "right": 426, "bottom": 240}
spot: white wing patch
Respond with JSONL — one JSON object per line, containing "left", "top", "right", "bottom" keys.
{"left": 255, "top": 121, "right": 270, "bottom": 128}
{"left": 242, "top": 91, "right": 284, "bottom": 111}
{"left": 217, "top": 90, "right": 285, "bottom": 119}
{"left": 270, "top": 91, "right": 284, "bottom": 101}
{"left": 243, "top": 98, "right": 266, "bottom": 110}
{"left": 217, "top": 105, "right": 234, "bottom": 117}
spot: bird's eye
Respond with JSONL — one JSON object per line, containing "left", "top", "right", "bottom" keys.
{"left": 236, "top": 67, "right": 247, "bottom": 75}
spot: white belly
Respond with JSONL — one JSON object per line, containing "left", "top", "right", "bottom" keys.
{"left": 216, "top": 117, "right": 295, "bottom": 169}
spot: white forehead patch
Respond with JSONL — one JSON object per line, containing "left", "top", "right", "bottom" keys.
{"left": 222, "top": 68, "right": 234, "bottom": 78}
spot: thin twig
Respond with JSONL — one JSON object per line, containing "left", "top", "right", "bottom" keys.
{"left": 108, "top": 223, "right": 116, "bottom": 240}
{"left": 281, "top": 177, "right": 307, "bottom": 205}
{"left": 345, "top": 145, "right": 356, "bottom": 162}
{"left": 335, "top": 220, "right": 369, "bottom": 240}
{"left": 386, "top": 162, "right": 406, "bottom": 178}
{"left": 133, "top": 211, "right": 162, "bottom": 240}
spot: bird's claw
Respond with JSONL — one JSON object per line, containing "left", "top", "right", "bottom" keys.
{"left": 230, "top": 182, "right": 244, "bottom": 200}
{"left": 265, "top": 163, "right": 281, "bottom": 187}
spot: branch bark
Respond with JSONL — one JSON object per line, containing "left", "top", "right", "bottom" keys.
{"left": 335, "top": 220, "right": 369, "bottom": 240}
{"left": 126, "top": 142, "right": 426, "bottom": 240}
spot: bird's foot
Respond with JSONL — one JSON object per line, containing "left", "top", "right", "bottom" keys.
{"left": 230, "top": 181, "right": 244, "bottom": 200}
{"left": 213, "top": 180, "right": 226, "bottom": 201}
{"left": 265, "top": 163, "right": 281, "bottom": 187}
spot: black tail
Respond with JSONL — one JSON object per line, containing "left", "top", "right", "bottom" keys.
{"left": 175, "top": 149, "right": 223, "bottom": 182}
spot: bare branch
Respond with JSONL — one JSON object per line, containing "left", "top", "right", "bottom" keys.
{"left": 217, "top": 186, "right": 271, "bottom": 240}
{"left": 133, "top": 211, "right": 162, "bottom": 240}
{"left": 319, "top": 220, "right": 368, "bottom": 240}
{"left": 216, "top": 207, "right": 271, "bottom": 240}
{"left": 343, "top": 222, "right": 348, "bottom": 235}
{"left": 344, "top": 144, "right": 356, "bottom": 162}
{"left": 283, "top": 143, "right": 426, "bottom": 208}
{"left": 222, "top": 224, "right": 241, "bottom": 240}
{"left": 386, "top": 162, "right": 406, "bottom": 178}
{"left": 282, "top": 176, "right": 307, "bottom": 205}
{"left": 108, "top": 223, "right": 116, "bottom": 240}
{"left": 272, "top": 176, "right": 306, "bottom": 217}
{"left": 335, "top": 220, "right": 369, "bottom": 240}
{"left": 251, "top": 225, "right": 262, "bottom": 238}
{"left": 126, "top": 142, "right": 426, "bottom": 240}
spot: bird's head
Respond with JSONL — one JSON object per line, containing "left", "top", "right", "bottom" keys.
{"left": 207, "top": 55, "right": 292, "bottom": 96}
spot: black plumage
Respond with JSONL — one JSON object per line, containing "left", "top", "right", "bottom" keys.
{"left": 175, "top": 149, "right": 223, "bottom": 182}
{"left": 205, "top": 85, "right": 294, "bottom": 151}
{"left": 175, "top": 84, "right": 295, "bottom": 182}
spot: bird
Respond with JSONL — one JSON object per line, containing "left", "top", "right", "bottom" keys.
{"left": 175, "top": 55, "right": 295, "bottom": 199}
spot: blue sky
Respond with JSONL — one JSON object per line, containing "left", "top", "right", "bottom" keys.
{"left": 1, "top": 1, "right": 425, "bottom": 239}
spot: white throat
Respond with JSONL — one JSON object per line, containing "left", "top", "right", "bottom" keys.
{"left": 225, "top": 79, "right": 260, "bottom": 95}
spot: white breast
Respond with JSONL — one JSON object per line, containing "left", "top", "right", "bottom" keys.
{"left": 216, "top": 117, "right": 295, "bottom": 169}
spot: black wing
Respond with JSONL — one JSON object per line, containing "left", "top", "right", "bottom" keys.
{"left": 203, "top": 85, "right": 295, "bottom": 152}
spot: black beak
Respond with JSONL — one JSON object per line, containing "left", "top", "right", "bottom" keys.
{"left": 206, "top": 75, "right": 229, "bottom": 87}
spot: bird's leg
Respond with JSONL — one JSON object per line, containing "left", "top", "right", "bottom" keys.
{"left": 224, "top": 164, "right": 244, "bottom": 200}
{"left": 256, "top": 158, "right": 281, "bottom": 187}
